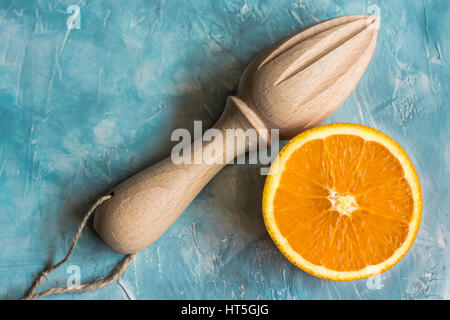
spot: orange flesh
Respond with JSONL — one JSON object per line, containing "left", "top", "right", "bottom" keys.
{"left": 273, "top": 134, "right": 414, "bottom": 271}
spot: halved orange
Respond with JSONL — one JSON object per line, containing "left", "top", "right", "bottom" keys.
{"left": 262, "top": 123, "right": 422, "bottom": 280}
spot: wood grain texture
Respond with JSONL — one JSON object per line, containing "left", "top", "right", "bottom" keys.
{"left": 94, "top": 15, "right": 378, "bottom": 254}
{"left": 94, "top": 96, "right": 265, "bottom": 253}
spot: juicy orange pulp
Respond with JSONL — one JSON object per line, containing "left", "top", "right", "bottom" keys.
{"left": 263, "top": 124, "right": 422, "bottom": 280}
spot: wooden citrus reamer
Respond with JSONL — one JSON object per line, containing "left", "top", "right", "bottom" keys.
{"left": 94, "top": 15, "right": 379, "bottom": 254}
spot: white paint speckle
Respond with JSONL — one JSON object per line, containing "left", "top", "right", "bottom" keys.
{"left": 93, "top": 119, "right": 118, "bottom": 145}
{"left": 366, "top": 274, "right": 384, "bottom": 290}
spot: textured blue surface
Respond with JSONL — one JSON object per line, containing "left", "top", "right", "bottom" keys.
{"left": 0, "top": 0, "right": 449, "bottom": 300}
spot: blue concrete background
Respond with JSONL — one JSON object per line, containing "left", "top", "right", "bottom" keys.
{"left": 0, "top": 0, "right": 448, "bottom": 299}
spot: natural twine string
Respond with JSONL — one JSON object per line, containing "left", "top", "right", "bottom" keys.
{"left": 23, "top": 194, "right": 137, "bottom": 300}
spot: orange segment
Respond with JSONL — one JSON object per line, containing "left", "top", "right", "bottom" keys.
{"left": 350, "top": 210, "right": 409, "bottom": 266}
{"left": 323, "top": 214, "right": 367, "bottom": 271}
{"left": 324, "top": 134, "right": 365, "bottom": 193}
{"left": 263, "top": 123, "right": 422, "bottom": 280}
